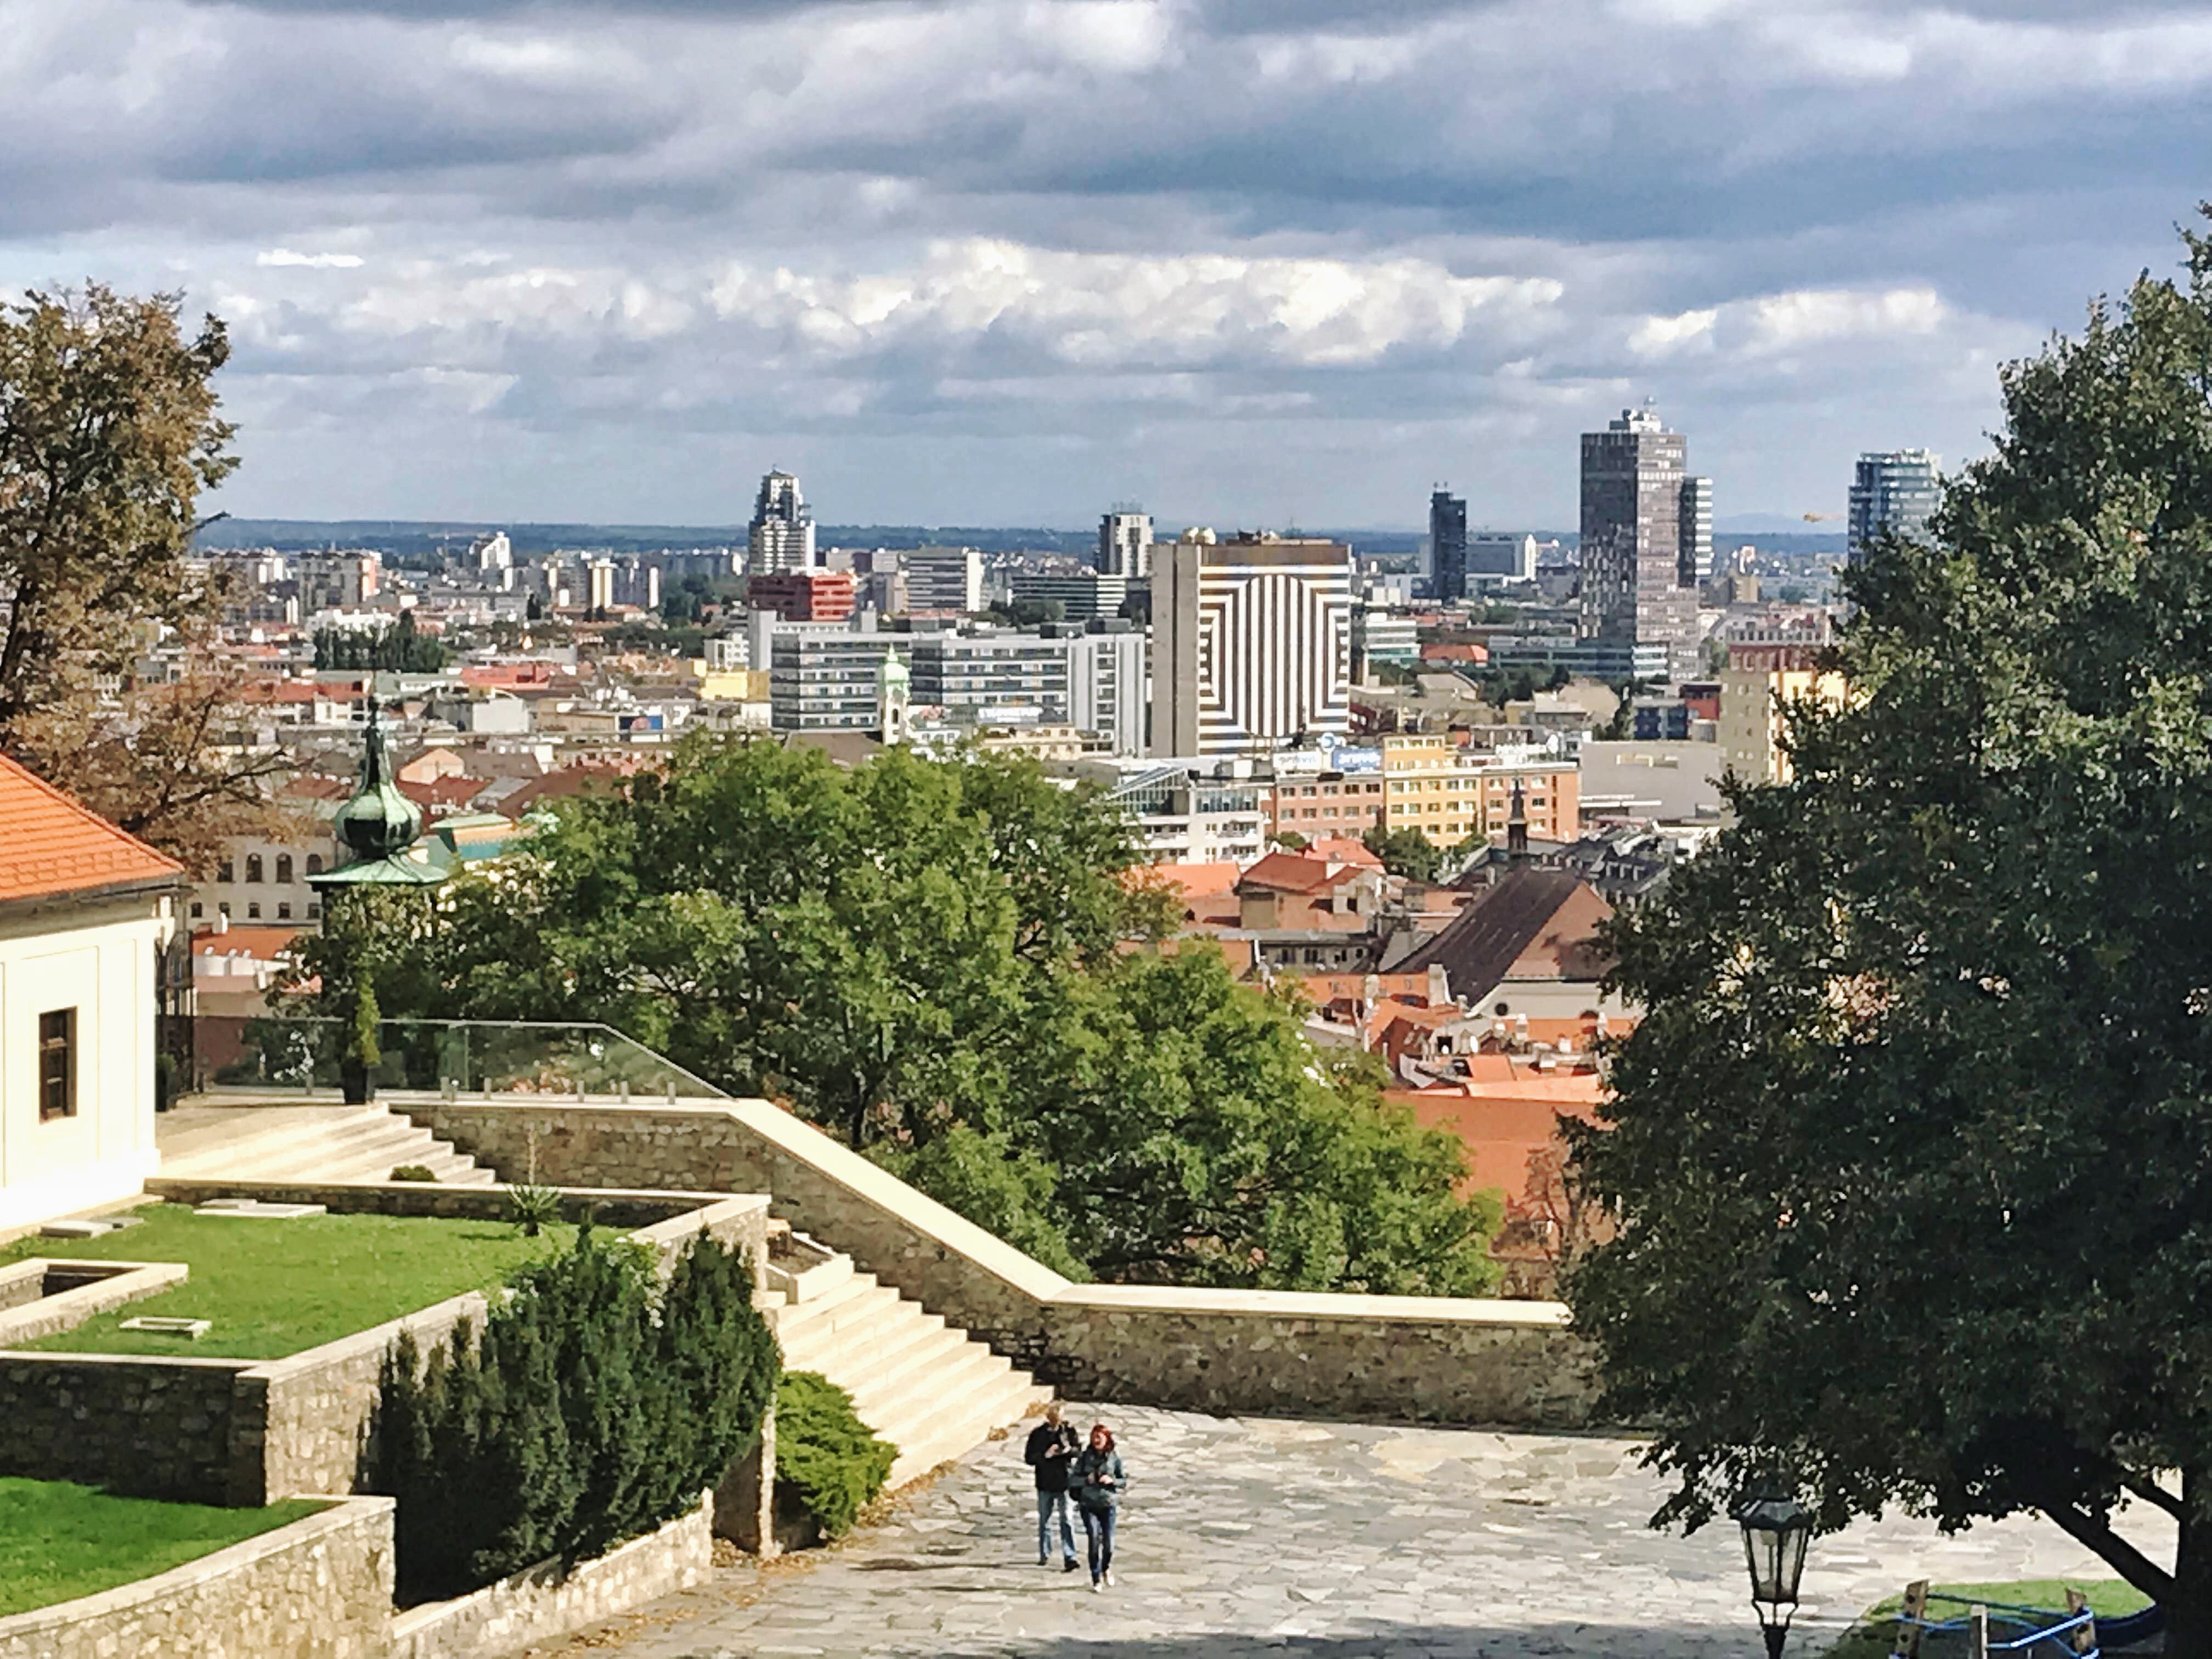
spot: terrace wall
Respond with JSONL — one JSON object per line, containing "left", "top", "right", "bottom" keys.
{"left": 0, "top": 1185, "right": 770, "bottom": 1506}
{"left": 0, "top": 1496, "right": 393, "bottom": 1659}
{"left": 404, "top": 1099, "right": 1600, "bottom": 1427}
{"left": 389, "top": 1491, "right": 713, "bottom": 1659}
{"left": 0, "top": 1352, "right": 241, "bottom": 1502}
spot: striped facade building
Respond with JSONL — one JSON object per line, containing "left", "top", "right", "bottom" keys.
{"left": 1151, "top": 533, "right": 1353, "bottom": 757}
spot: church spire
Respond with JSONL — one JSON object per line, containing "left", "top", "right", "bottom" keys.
{"left": 1507, "top": 776, "right": 1529, "bottom": 862}
{"left": 331, "top": 702, "right": 422, "bottom": 862}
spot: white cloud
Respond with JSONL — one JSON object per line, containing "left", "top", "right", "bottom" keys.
{"left": 257, "top": 247, "right": 363, "bottom": 267}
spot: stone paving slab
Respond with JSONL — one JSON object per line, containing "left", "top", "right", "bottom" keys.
{"left": 550, "top": 1406, "right": 2172, "bottom": 1659}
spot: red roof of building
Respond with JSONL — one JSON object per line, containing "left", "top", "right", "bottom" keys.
{"left": 1304, "top": 836, "right": 1383, "bottom": 868}
{"left": 0, "top": 753, "right": 185, "bottom": 904}
{"left": 1145, "top": 862, "right": 1243, "bottom": 900}
{"left": 192, "top": 924, "right": 304, "bottom": 961}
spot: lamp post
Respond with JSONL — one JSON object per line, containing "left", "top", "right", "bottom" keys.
{"left": 1736, "top": 1490, "right": 1814, "bottom": 1659}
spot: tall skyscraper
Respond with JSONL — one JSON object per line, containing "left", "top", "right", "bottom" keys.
{"left": 1099, "top": 507, "right": 1153, "bottom": 578}
{"left": 1150, "top": 531, "right": 1353, "bottom": 757}
{"left": 748, "top": 469, "right": 816, "bottom": 574}
{"left": 1848, "top": 450, "right": 1942, "bottom": 561}
{"left": 1678, "top": 475, "right": 1713, "bottom": 584}
{"left": 1429, "top": 489, "right": 1469, "bottom": 602}
{"left": 1580, "top": 405, "right": 1699, "bottom": 680}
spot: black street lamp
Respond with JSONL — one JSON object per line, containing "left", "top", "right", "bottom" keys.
{"left": 1736, "top": 1490, "right": 1814, "bottom": 1659}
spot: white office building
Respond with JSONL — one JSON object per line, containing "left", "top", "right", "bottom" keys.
{"left": 905, "top": 546, "right": 985, "bottom": 613}
{"left": 1151, "top": 532, "right": 1353, "bottom": 757}
{"left": 1099, "top": 509, "right": 1153, "bottom": 578}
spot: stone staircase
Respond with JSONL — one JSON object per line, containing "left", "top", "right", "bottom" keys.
{"left": 156, "top": 1104, "right": 497, "bottom": 1187}
{"left": 764, "top": 1261, "right": 1051, "bottom": 1491}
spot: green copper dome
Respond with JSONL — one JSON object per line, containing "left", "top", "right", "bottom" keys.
{"left": 331, "top": 704, "right": 423, "bottom": 861}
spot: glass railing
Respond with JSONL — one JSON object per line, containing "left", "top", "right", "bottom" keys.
{"left": 173, "top": 1014, "right": 726, "bottom": 1101}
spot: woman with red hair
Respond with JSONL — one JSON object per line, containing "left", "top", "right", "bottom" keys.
{"left": 1070, "top": 1423, "right": 1127, "bottom": 1590}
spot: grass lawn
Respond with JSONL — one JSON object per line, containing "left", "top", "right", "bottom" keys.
{"left": 1823, "top": 1577, "right": 2153, "bottom": 1658}
{"left": 0, "top": 1204, "right": 573, "bottom": 1360}
{"left": 0, "top": 1478, "right": 325, "bottom": 1617}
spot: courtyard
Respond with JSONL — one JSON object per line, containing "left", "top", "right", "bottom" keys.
{"left": 551, "top": 1405, "right": 2165, "bottom": 1659}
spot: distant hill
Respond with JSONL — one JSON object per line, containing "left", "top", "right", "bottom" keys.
{"left": 194, "top": 518, "right": 1437, "bottom": 563}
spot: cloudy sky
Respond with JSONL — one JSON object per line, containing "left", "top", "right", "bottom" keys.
{"left": 3, "top": 0, "right": 2204, "bottom": 528}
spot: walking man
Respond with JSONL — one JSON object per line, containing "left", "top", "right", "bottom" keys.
{"left": 1024, "top": 1402, "right": 1080, "bottom": 1571}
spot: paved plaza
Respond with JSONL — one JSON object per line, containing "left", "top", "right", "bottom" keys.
{"left": 554, "top": 1406, "right": 2168, "bottom": 1659}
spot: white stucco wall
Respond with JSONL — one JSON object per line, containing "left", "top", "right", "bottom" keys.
{"left": 0, "top": 895, "right": 168, "bottom": 1231}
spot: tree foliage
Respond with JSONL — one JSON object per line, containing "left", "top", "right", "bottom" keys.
{"left": 1363, "top": 825, "right": 1445, "bottom": 883}
{"left": 12, "top": 664, "right": 297, "bottom": 875}
{"left": 313, "top": 611, "right": 447, "bottom": 673}
{"left": 1565, "top": 215, "right": 2212, "bottom": 1653}
{"left": 0, "top": 286, "right": 236, "bottom": 733}
{"left": 0, "top": 286, "right": 276, "bottom": 871}
{"left": 336, "top": 736, "right": 1498, "bottom": 1295}
{"left": 373, "top": 1227, "right": 776, "bottom": 1601}
{"left": 774, "top": 1372, "right": 897, "bottom": 1542}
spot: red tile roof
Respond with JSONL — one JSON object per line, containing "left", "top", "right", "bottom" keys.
{"left": 1305, "top": 836, "right": 1383, "bottom": 868}
{"left": 192, "top": 924, "right": 305, "bottom": 960}
{"left": 0, "top": 753, "right": 185, "bottom": 904}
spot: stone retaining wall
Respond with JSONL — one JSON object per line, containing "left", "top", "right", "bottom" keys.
{"left": 404, "top": 1098, "right": 1599, "bottom": 1428}
{"left": 0, "top": 1496, "right": 393, "bottom": 1659}
{"left": 0, "top": 1353, "right": 244, "bottom": 1500}
{"left": 0, "top": 1260, "right": 187, "bottom": 1346}
{"left": 0, "top": 1185, "right": 771, "bottom": 1506}
{"left": 388, "top": 1491, "right": 714, "bottom": 1659}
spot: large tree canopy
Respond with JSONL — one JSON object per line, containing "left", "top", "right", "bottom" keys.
{"left": 313, "top": 736, "right": 1499, "bottom": 1295}
{"left": 0, "top": 285, "right": 287, "bottom": 874}
{"left": 1567, "top": 218, "right": 2212, "bottom": 1653}
{"left": 0, "top": 286, "right": 235, "bottom": 730}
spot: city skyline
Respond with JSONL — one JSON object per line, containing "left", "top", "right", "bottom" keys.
{"left": 4, "top": 2, "right": 2200, "bottom": 527}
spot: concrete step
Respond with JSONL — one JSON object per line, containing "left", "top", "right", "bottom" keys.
{"left": 789, "top": 1313, "right": 960, "bottom": 1402}
{"left": 158, "top": 1107, "right": 382, "bottom": 1166}
{"left": 157, "top": 1105, "right": 495, "bottom": 1188}
{"left": 776, "top": 1289, "right": 925, "bottom": 1375}
{"left": 202, "top": 1119, "right": 440, "bottom": 1184}
{"left": 846, "top": 1336, "right": 1011, "bottom": 1436}
{"left": 882, "top": 1369, "right": 1052, "bottom": 1491}
{"left": 770, "top": 1277, "right": 900, "bottom": 1350}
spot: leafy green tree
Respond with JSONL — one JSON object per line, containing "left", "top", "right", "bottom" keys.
{"left": 1008, "top": 948, "right": 1499, "bottom": 1293}
{"left": 348, "top": 736, "right": 1497, "bottom": 1294}
{"left": 0, "top": 286, "right": 236, "bottom": 735}
{"left": 1363, "top": 825, "right": 1445, "bottom": 883}
{"left": 1567, "top": 216, "right": 2212, "bottom": 1654}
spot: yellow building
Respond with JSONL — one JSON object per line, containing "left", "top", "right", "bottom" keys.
{"left": 1378, "top": 735, "right": 1581, "bottom": 849}
{"left": 1719, "top": 645, "right": 1847, "bottom": 786}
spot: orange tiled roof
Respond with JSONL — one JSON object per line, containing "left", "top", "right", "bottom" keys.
{"left": 0, "top": 753, "right": 184, "bottom": 904}
{"left": 1304, "top": 836, "right": 1384, "bottom": 868}
{"left": 193, "top": 924, "right": 304, "bottom": 960}
{"left": 1146, "top": 862, "right": 1243, "bottom": 900}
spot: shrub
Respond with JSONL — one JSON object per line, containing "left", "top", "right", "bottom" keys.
{"left": 390, "top": 1165, "right": 437, "bottom": 1183}
{"left": 503, "top": 1182, "right": 562, "bottom": 1237}
{"left": 372, "top": 1226, "right": 778, "bottom": 1601}
{"left": 774, "top": 1372, "right": 896, "bottom": 1542}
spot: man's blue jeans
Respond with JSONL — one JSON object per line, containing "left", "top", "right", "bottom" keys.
{"left": 1036, "top": 1488, "right": 1076, "bottom": 1563}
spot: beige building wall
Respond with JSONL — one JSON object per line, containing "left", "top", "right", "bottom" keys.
{"left": 1378, "top": 736, "right": 1581, "bottom": 848}
{"left": 0, "top": 895, "right": 170, "bottom": 1231}
{"left": 1720, "top": 659, "right": 1848, "bottom": 786}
